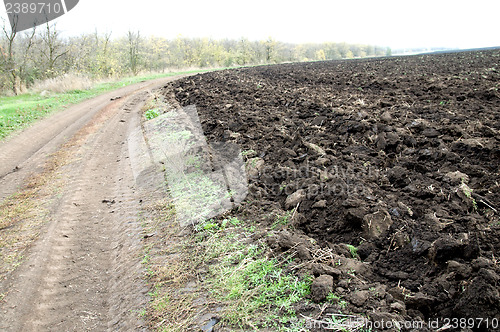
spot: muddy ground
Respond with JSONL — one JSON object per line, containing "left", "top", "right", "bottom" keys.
{"left": 161, "top": 50, "right": 500, "bottom": 330}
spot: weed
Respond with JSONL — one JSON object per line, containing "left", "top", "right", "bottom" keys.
{"left": 272, "top": 210, "right": 293, "bottom": 229}
{"left": 325, "top": 314, "right": 351, "bottom": 331}
{"left": 141, "top": 252, "right": 150, "bottom": 265}
{"left": 460, "top": 181, "right": 478, "bottom": 211}
{"left": 226, "top": 216, "right": 242, "bottom": 226}
{"left": 196, "top": 219, "right": 227, "bottom": 233}
{"left": 137, "top": 308, "right": 147, "bottom": 317}
{"left": 144, "top": 108, "right": 160, "bottom": 120}
{"left": 347, "top": 244, "right": 359, "bottom": 259}
{"left": 326, "top": 292, "right": 348, "bottom": 309}
{"left": 241, "top": 149, "right": 256, "bottom": 157}
{"left": 326, "top": 292, "right": 340, "bottom": 304}
{"left": 211, "top": 247, "right": 312, "bottom": 327}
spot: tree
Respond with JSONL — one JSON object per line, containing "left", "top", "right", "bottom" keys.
{"left": 1, "top": 18, "right": 36, "bottom": 94}
{"left": 127, "top": 30, "right": 142, "bottom": 75}
{"left": 366, "top": 45, "right": 375, "bottom": 57}
{"left": 1, "top": 20, "right": 19, "bottom": 94}
{"left": 236, "top": 38, "right": 252, "bottom": 65}
{"left": 147, "top": 36, "right": 169, "bottom": 72}
{"left": 263, "top": 37, "right": 277, "bottom": 63}
{"left": 38, "top": 23, "right": 68, "bottom": 78}
{"left": 315, "top": 49, "right": 326, "bottom": 61}
{"left": 95, "top": 31, "right": 117, "bottom": 77}
{"left": 0, "top": 27, "right": 390, "bottom": 94}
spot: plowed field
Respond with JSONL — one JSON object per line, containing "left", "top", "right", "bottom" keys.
{"left": 161, "top": 49, "right": 500, "bottom": 330}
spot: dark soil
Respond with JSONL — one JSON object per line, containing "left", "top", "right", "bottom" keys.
{"left": 161, "top": 50, "right": 500, "bottom": 331}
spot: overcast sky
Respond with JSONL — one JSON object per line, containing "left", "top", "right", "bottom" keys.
{"left": 2, "top": 0, "right": 499, "bottom": 49}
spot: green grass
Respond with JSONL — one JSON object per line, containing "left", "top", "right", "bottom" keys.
{"left": 326, "top": 292, "right": 348, "bottom": 309}
{"left": 0, "top": 69, "right": 218, "bottom": 141}
{"left": 140, "top": 206, "right": 314, "bottom": 330}
{"left": 196, "top": 218, "right": 313, "bottom": 329}
{"left": 346, "top": 244, "right": 359, "bottom": 259}
{"left": 272, "top": 210, "right": 293, "bottom": 230}
{"left": 144, "top": 108, "right": 160, "bottom": 120}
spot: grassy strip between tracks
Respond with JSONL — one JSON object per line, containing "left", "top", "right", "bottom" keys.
{"left": 0, "top": 69, "right": 219, "bottom": 141}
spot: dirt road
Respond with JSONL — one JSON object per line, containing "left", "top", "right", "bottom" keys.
{"left": 0, "top": 76, "right": 182, "bottom": 331}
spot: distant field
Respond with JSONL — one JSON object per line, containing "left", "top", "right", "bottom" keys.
{"left": 0, "top": 70, "right": 214, "bottom": 141}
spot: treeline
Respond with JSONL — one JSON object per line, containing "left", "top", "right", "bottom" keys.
{"left": 0, "top": 23, "right": 390, "bottom": 95}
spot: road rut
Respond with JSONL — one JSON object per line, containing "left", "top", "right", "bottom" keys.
{"left": 0, "top": 77, "right": 180, "bottom": 331}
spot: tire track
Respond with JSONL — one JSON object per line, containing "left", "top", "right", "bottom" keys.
{"left": 0, "top": 80, "right": 176, "bottom": 331}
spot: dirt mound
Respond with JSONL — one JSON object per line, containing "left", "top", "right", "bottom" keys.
{"left": 161, "top": 50, "right": 500, "bottom": 330}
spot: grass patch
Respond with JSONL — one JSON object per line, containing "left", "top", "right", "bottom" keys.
{"left": 272, "top": 210, "right": 294, "bottom": 230}
{"left": 346, "top": 244, "right": 359, "bottom": 260}
{"left": 144, "top": 108, "right": 160, "bottom": 120}
{"left": 141, "top": 200, "right": 313, "bottom": 331}
{"left": 205, "top": 226, "right": 313, "bottom": 329}
{"left": 326, "top": 292, "right": 348, "bottom": 309}
{"left": 0, "top": 69, "right": 218, "bottom": 141}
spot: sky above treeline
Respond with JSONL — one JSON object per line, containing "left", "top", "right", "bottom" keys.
{"left": 2, "top": 0, "right": 499, "bottom": 50}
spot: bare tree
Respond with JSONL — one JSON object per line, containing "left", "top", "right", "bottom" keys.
{"left": 127, "top": 30, "right": 141, "bottom": 75}
{"left": 1, "top": 18, "right": 36, "bottom": 94}
{"left": 1, "top": 18, "right": 19, "bottom": 94}
{"left": 38, "top": 23, "right": 68, "bottom": 78}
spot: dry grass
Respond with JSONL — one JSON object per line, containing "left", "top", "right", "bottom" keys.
{"left": 0, "top": 142, "right": 74, "bottom": 279}
{"left": 31, "top": 74, "right": 94, "bottom": 94}
{"left": 140, "top": 199, "right": 207, "bottom": 331}
{"left": 0, "top": 191, "right": 39, "bottom": 277}
{"left": 0, "top": 166, "right": 57, "bottom": 280}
